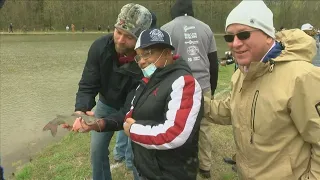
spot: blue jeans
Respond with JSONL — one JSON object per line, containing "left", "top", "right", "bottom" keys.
{"left": 113, "top": 131, "right": 139, "bottom": 180}
{"left": 91, "top": 100, "right": 139, "bottom": 180}
{"left": 113, "top": 131, "right": 132, "bottom": 166}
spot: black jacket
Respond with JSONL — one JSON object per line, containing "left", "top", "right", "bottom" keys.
{"left": 75, "top": 34, "right": 142, "bottom": 112}
{"left": 104, "top": 59, "right": 203, "bottom": 180}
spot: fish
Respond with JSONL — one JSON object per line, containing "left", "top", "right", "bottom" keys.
{"left": 43, "top": 113, "right": 97, "bottom": 137}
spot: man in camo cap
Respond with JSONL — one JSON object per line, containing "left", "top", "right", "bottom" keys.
{"left": 70, "top": 3, "right": 152, "bottom": 180}
{"left": 115, "top": 3, "right": 152, "bottom": 38}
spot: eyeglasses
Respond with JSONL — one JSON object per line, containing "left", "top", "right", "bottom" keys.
{"left": 224, "top": 30, "right": 259, "bottom": 43}
{"left": 134, "top": 49, "right": 152, "bottom": 63}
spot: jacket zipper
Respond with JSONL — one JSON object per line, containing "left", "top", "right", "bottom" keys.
{"left": 250, "top": 90, "right": 259, "bottom": 144}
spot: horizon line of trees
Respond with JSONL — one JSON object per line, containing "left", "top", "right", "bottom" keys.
{"left": 0, "top": 0, "right": 319, "bottom": 32}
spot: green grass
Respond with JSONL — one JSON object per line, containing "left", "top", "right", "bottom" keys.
{"left": 2, "top": 33, "right": 237, "bottom": 180}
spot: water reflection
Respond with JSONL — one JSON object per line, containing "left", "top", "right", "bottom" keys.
{"left": 0, "top": 34, "right": 103, "bottom": 175}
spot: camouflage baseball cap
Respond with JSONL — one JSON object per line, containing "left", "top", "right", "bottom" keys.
{"left": 115, "top": 3, "right": 152, "bottom": 39}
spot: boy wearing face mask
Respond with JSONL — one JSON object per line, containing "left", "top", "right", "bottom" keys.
{"left": 69, "top": 28, "right": 204, "bottom": 180}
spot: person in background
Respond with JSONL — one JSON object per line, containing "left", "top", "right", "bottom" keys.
{"left": 219, "top": 51, "right": 238, "bottom": 72}
{"left": 71, "top": 24, "right": 75, "bottom": 32}
{"left": 161, "top": 0, "right": 219, "bottom": 178}
{"left": 301, "top": 23, "right": 320, "bottom": 67}
{"left": 9, "top": 23, "right": 13, "bottom": 33}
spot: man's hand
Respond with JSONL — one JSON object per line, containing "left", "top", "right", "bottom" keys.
{"left": 124, "top": 118, "right": 136, "bottom": 137}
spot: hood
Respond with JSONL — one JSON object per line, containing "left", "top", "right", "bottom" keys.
{"left": 170, "top": 0, "right": 194, "bottom": 20}
{"left": 274, "top": 29, "right": 316, "bottom": 63}
{"left": 150, "top": 11, "right": 157, "bottom": 28}
{"left": 153, "top": 58, "right": 192, "bottom": 81}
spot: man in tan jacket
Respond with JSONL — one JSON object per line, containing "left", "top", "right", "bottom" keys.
{"left": 205, "top": 0, "right": 320, "bottom": 179}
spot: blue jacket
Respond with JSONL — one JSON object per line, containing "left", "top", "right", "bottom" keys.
{"left": 312, "top": 35, "right": 320, "bottom": 67}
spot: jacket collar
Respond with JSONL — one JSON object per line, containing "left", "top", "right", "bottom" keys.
{"left": 116, "top": 61, "right": 142, "bottom": 76}
{"left": 239, "top": 41, "right": 283, "bottom": 81}
{"left": 240, "top": 61, "right": 274, "bottom": 81}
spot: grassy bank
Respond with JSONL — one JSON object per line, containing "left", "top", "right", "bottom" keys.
{"left": 14, "top": 133, "right": 136, "bottom": 180}
{"left": 1, "top": 33, "right": 237, "bottom": 180}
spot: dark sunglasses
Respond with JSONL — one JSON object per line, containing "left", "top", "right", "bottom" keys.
{"left": 224, "top": 30, "right": 258, "bottom": 43}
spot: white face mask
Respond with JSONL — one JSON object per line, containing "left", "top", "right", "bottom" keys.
{"left": 141, "top": 50, "right": 165, "bottom": 78}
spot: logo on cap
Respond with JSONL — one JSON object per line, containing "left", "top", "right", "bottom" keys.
{"left": 149, "top": 29, "right": 164, "bottom": 42}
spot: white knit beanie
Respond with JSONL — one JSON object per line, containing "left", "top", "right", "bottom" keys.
{"left": 225, "top": 0, "right": 275, "bottom": 38}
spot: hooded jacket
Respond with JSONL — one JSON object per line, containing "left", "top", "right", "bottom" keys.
{"left": 129, "top": 59, "right": 203, "bottom": 180}
{"left": 162, "top": 0, "right": 219, "bottom": 95}
{"left": 205, "top": 29, "right": 320, "bottom": 179}
{"left": 170, "top": 0, "right": 194, "bottom": 19}
{"left": 104, "top": 59, "right": 203, "bottom": 180}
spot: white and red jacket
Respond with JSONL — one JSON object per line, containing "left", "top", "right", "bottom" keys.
{"left": 103, "top": 59, "right": 203, "bottom": 180}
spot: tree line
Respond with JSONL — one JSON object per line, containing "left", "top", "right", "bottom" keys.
{"left": 0, "top": 0, "right": 319, "bottom": 32}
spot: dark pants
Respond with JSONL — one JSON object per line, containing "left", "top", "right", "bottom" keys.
{"left": 0, "top": 165, "right": 4, "bottom": 180}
